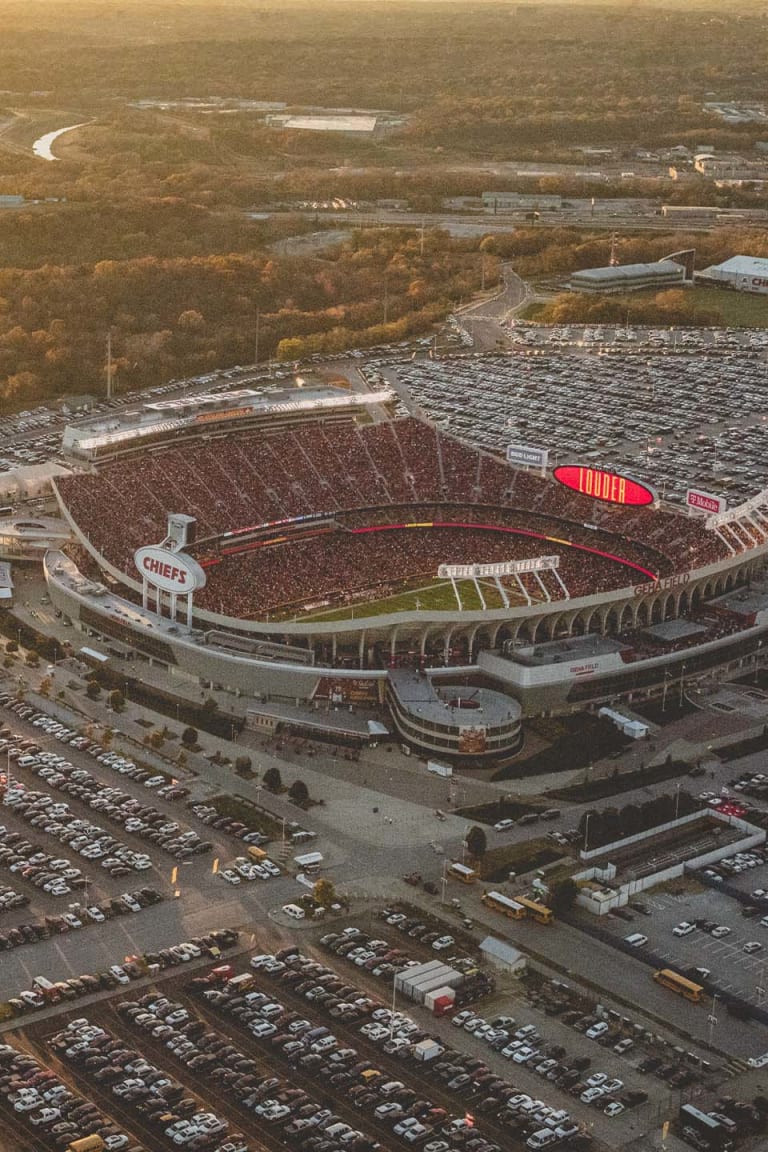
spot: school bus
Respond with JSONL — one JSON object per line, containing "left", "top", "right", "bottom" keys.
{"left": 482, "top": 890, "right": 526, "bottom": 920}
{"left": 653, "top": 968, "right": 703, "bottom": 1003}
{"left": 516, "top": 895, "right": 554, "bottom": 925}
{"left": 447, "top": 863, "right": 477, "bottom": 885}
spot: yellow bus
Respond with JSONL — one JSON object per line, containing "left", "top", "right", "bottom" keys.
{"left": 448, "top": 863, "right": 477, "bottom": 885}
{"left": 516, "top": 895, "right": 554, "bottom": 925}
{"left": 652, "top": 969, "right": 703, "bottom": 1003}
{"left": 482, "top": 890, "right": 526, "bottom": 920}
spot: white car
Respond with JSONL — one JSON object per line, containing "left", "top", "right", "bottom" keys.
{"left": 711, "top": 925, "right": 731, "bottom": 939}
{"left": 604, "top": 1102, "right": 625, "bottom": 1118}
{"left": 86, "top": 906, "right": 105, "bottom": 923}
{"left": 586, "top": 1022, "right": 608, "bottom": 1039}
{"left": 672, "top": 922, "right": 695, "bottom": 937}
{"left": 109, "top": 965, "right": 131, "bottom": 985}
{"left": 580, "top": 1087, "right": 606, "bottom": 1105}
{"left": 494, "top": 819, "right": 515, "bottom": 832}
{"left": 432, "top": 935, "right": 454, "bottom": 951}
{"left": 221, "top": 870, "right": 241, "bottom": 885}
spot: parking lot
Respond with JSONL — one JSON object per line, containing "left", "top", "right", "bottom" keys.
{"left": 596, "top": 880, "right": 768, "bottom": 1006}
{"left": 377, "top": 335, "right": 768, "bottom": 505}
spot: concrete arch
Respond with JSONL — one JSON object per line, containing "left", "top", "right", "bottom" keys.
{"left": 619, "top": 602, "right": 634, "bottom": 631}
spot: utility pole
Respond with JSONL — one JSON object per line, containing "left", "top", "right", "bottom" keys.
{"left": 254, "top": 307, "right": 260, "bottom": 367}
{"left": 420, "top": 218, "right": 425, "bottom": 258}
{"left": 105, "top": 331, "right": 114, "bottom": 400}
{"left": 383, "top": 281, "right": 388, "bottom": 325}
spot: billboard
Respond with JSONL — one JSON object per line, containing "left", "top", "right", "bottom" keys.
{"left": 438, "top": 556, "right": 560, "bottom": 579}
{"left": 686, "top": 488, "right": 726, "bottom": 515}
{"left": 554, "top": 465, "right": 656, "bottom": 507}
{"left": 134, "top": 545, "right": 207, "bottom": 594}
{"left": 507, "top": 443, "right": 549, "bottom": 469}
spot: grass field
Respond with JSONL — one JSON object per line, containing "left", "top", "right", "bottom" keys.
{"left": 522, "top": 285, "right": 768, "bottom": 328}
{"left": 296, "top": 576, "right": 526, "bottom": 622}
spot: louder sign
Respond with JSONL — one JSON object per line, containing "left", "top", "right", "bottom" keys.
{"left": 554, "top": 465, "right": 656, "bottom": 507}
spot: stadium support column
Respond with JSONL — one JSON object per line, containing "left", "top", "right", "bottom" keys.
{"left": 358, "top": 630, "right": 366, "bottom": 669}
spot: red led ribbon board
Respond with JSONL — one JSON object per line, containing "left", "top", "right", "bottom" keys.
{"left": 553, "top": 465, "right": 656, "bottom": 507}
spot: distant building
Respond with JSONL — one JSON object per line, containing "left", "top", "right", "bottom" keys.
{"left": 268, "top": 114, "right": 378, "bottom": 135}
{"left": 482, "top": 192, "right": 562, "bottom": 213}
{"left": 569, "top": 260, "right": 686, "bottom": 295}
{"left": 694, "top": 153, "right": 768, "bottom": 182}
{"left": 695, "top": 254, "right": 768, "bottom": 295}
{"left": 0, "top": 195, "right": 24, "bottom": 208}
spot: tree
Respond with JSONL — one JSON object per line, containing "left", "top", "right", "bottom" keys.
{"left": 5, "top": 640, "right": 17, "bottom": 654}
{"left": 289, "top": 779, "right": 309, "bottom": 804}
{"left": 149, "top": 729, "right": 165, "bottom": 750}
{"left": 39, "top": 676, "right": 52, "bottom": 697}
{"left": 465, "top": 825, "right": 487, "bottom": 860}
{"left": 263, "top": 766, "right": 282, "bottom": 793}
{"left": 102, "top": 727, "right": 113, "bottom": 748}
{"left": 85, "top": 679, "right": 101, "bottom": 700}
{"left": 108, "top": 689, "right": 125, "bottom": 713}
{"left": 181, "top": 726, "right": 198, "bottom": 748}
{"left": 313, "top": 878, "right": 338, "bottom": 908}
{"left": 235, "top": 755, "right": 253, "bottom": 774}
{"left": 549, "top": 878, "right": 579, "bottom": 913}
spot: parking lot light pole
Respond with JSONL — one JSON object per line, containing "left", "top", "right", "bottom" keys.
{"left": 707, "top": 993, "right": 718, "bottom": 1048}
{"left": 583, "top": 813, "right": 591, "bottom": 854}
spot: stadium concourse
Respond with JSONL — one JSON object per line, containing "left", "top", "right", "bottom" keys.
{"left": 55, "top": 417, "right": 726, "bottom": 623}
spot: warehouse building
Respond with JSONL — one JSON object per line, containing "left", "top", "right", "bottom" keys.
{"left": 694, "top": 254, "right": 768, "bottom": 295}
{"left": 569, "top": 260, "right": 686, "bottom": 294}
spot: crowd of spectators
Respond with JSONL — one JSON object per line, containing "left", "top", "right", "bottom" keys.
{"left": 57, "top": 416, "right": 733, "bottom": 619}
{"left": 198, "top": 524, "right": 638, "bottom": 618}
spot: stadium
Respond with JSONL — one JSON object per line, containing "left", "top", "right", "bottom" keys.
{"left": 44, "top": 384, "right": 768, "bottom": 762}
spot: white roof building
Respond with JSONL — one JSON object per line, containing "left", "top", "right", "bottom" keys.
{"left": 695, "top": 254, "right": 768, "bottom": 295}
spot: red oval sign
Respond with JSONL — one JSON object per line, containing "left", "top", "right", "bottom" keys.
{"left": 553, "top": 465, "right": 656, "bottom": 507}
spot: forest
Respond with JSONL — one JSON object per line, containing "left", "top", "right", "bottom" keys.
{"left": 0, "top": 228, "right": 493, "bottom": 402}
{"left": 0, "top": 1, "right": 765, "bottom": 402}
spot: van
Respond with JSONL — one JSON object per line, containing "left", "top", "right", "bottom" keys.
{"left": 517, "top": 814, "right": 540, "bottom": 826}
{"left": 67, "top": 1137, "right": 106, "bottom": 1152}
{"left": 527, "top": 1130, "right": 557, "bottom": 1149}
{"left": 282, "top": 904, "right": 305, "bottom": 920}
{"left": 541, "top": 809, "right": 561, "bottom": 821}
{"left": 624, "top": 933, "right": 648, "bottom": 948}
{"left": 247, "top": 846, "right": 267, "bottom": 862}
